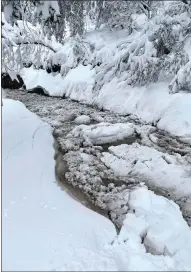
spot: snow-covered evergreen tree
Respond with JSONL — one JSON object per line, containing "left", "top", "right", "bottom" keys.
{"left": 2, "top": 0, "right": 191, "bottom": 94}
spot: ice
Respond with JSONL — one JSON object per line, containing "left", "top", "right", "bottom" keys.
{"left": 96, "top": 79, "right": 191, "bottom": 138}
{"left": 74, "top": 115, "right": 91, "bottom": 125}
{"left": 101, "top": 143, "right": 191, "bottom": 198}
{"left": 70, "top": 122, "right": 135, "bottom": 145}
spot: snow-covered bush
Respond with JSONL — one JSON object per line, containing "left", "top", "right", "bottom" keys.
{"left": 2, "top": 0, "right": 191, "bottom": 94}
{"left": 92, "top": 1, "right": 191, "bottom": 92}
{"left": 1, "top": 1, "right": 59, "bottom": 75}
{"left": 44, "top": 34, "right": 94, "bottom": 76}
{"left": 2, "top": 14, "right": 56, "bottom": 74}
{"left": 169, "top": 60, "right": 191, "bottom": 93}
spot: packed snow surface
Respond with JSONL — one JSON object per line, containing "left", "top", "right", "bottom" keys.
{"left": 2, "top": 98, "right": 191, "bottom": 271}
{"left": 2, "top": 99, "right": 115, "bottom": 271}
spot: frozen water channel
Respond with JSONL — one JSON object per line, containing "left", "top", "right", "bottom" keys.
{"left": 5, "top": 89, "right": 191, "bottom": 228}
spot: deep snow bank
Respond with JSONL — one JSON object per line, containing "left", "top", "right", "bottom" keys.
{"left": 111, "top": 187, "right": 191, "bottom": 271}
{"left": 2, "top": 98, "right": 116, "bottom": 271}
{"left": 22, "top": 64, "right": 191, "bottom": 140}
{"left": 96, "top": 79, "right": 191, "bottom": 140}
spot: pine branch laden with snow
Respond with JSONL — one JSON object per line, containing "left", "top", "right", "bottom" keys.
{"left": 169, "top": 60, "right": 191, "bottom": 93}
{"left": 44, "top": 35, "right": 94, "bottom": 76}
{"left": 2, "top": 17, "right": 56, "bottom": 74}
{"left": 93, "top": 2, "right": 191, "bottom": 91}
{"left": 1, "top": 0, "right": 191, "bottom": 93}
{"left": 1, "top": 0, "right": 60, "bottom": 74}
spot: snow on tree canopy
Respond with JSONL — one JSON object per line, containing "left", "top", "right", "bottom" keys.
{"left": 1, "top": 0, "right": 191, "bottom": 93}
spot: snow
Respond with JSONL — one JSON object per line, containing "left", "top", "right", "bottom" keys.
{"left": 22, "top": 65, "right": 95, "bottom": 101}
{"left": 185, "top": 37, "right": 191, "bottom": 60}
{"left": 21, "top": 68, "right": 67, "bottom": 97}
{"left": 64, "top": 64, "right": 94, "bottom": 82}
{"left": 2, "top": 89, "right": 6, "bottom": 99}
{"left": 2, "top": 98, "right": 116, "bottom": 271}
{"left": 113, "top": 187, "right": 191, "bottom": 271}
{"left": 22, "top": 64, "right": 191, "bottom": 139}
{"left": 96, "top": 79, "right": 191, "bottom": 138}
{"left": 2, "top": 98, "right": 191, "bottom": 271}
{"left": 70, "top": 122, "right": 135, "bottom": 145}
{"left": 85, "top": 28, "right": 130, "bottom": 52}
{"left": 101, "top": 143, "right": 191, "bottom": 198}
{"left": 157, "top": 93, "right": 191, "bottom": 141}
{"left": 131, "top": 13, "right": 147, "bottom": 30}
{"left": 74, "top": 115, "right": 91, "bottom": 125}
{"left": 3, "top": 3, "right": 13, "bottom": 23}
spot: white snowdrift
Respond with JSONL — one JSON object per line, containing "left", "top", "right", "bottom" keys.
{"left": 74, "top": 115, "right": 91, "bottom": 124}
{"left": 2, "top": 99, "right": 116, "bottom": 271}
{"left": 70, "top": 122, "right": 135, "bottom": 145}
{"left": 21, "top": 64, "right": 95, "bottom": 102}
{"left": 101, "top": 143, "right": 191, "bottom": 198}
{"left": 96, "top": 79, "right": 191, "bottom": 140}
{"left": 111, "top": 187, "right": 191, "bottom": 271}
{"left": 56, "top": 186, "right": 191, "bottom": 271}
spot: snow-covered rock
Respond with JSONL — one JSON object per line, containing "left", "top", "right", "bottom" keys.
{"left": 112, "top": 187, "right": 191, "bottom": 271}
{"left": 74, "top": 115, "right": 91, "bottom": 125}
{"left": 70, "top": 122, "right": 135, "bottom": 145}
{"left": 22, "top": 64, "right": 95, "bottom": 102}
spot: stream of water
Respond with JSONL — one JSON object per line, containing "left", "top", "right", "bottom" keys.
{"left": 5, "top": 88, "right": 191, "bottom": 228}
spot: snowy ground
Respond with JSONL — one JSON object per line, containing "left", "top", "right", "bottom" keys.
{"left": 3, "top": 96, "right": 191, "bottom": 271}
{"left": 2, "top": 98, "right": 116, "bottom": 271}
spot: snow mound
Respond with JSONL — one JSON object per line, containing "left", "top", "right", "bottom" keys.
{"left": 157, "top": 93, "right": 191, "bottom": 141}
{"left": 96, "top": 79, "right": 191, "bottom": 138}
{"left": 2, "top": 98, "right": 116, "bottom": 271}
{"left": 70, "top": 122, "right": 135, "bottom": 145}
{"left": 74, "top": 115, "right": 91, "bottom": 125}
{"left": 101, "top": 143, "right": 191, "bottom": 197}
{"left": 21, "top": 68, "right": 66, "bottom": 96}
{"left": 22, "top": 65, "right": 95, "bottom": 102}
{"left": 113, "top": 187, "right": 191, "bottom": 271}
